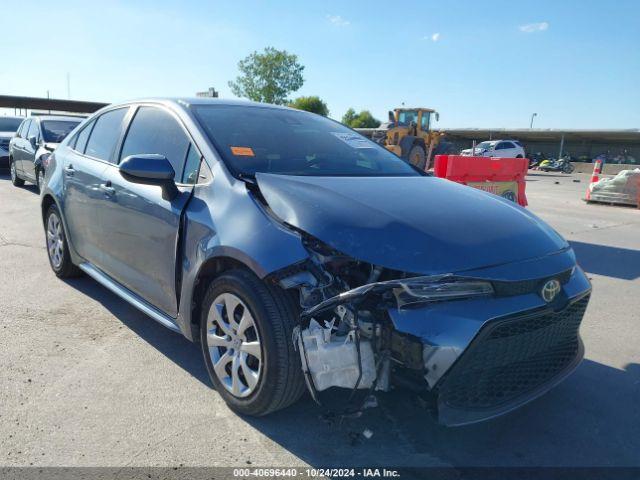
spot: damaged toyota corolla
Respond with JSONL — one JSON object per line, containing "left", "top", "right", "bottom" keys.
{"left": 42, "top": 99, "right": 591, "bottom": 426}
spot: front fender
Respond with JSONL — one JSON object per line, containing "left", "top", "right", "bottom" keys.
{"left": 175, "top": 162, "right": 309, "bottom": 340}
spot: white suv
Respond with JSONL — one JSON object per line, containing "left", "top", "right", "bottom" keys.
{"left": 460, "top": 140, "right": 525, "bottom": 158}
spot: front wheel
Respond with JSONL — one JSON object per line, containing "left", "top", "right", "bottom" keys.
{"left": 200, "top": 269, "right": 305, "bottom": 416}
{"left": 408, "top": 145, "right": 427, "bottom": 170}
{"left": 10, "top": 159, "right": 24, "bottom": 187}
{"left": 562, "top": 163, "right": 574, "bottom": 174}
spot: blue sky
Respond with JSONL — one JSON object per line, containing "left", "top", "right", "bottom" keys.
{"left": 2, "top": 0, "right": 639, "bottom": 128}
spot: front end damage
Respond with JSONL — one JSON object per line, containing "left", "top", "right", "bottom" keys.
{"left": 251, "top": 173, "right": 592, "bottom": 426}
{"left": 269, "top": 236, "right": 591, "bottom": 426}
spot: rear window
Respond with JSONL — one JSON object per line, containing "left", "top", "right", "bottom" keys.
{"left": 0, "top": 117, "right": 23, "bottom": 132}
{"left": 192, "top": 105, "right": 419, "bottom": 178}
{"left": 42, "top": 120, "right": 81, "bottom": 143}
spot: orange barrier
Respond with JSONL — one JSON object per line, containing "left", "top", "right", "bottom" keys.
{"left": 433, "top": 155, "right": 529, "bottom": 207}
{"left": 584, "top": 159, "right": 603, "bottom": 201}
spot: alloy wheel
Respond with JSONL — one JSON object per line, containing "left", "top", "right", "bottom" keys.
{"left": 46, "top": 212, "right": 64, "bottom": 270}
{"left": 206, "top": 293, "right": 262, "bottom": 398}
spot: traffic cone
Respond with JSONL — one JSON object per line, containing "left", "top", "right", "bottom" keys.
{"left": 585, "top": 159, "right": 603, "bottom": 201}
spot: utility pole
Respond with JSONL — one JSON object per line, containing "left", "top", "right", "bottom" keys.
{"left": 530, "top": 112, "right": 537, "bottom": 129}
{"left": 66, "top": 73, "right": 71, "bottom": 99}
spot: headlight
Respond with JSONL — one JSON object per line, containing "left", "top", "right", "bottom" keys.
{"left": 393, "top": 277, "right": 494, "bottom": 308}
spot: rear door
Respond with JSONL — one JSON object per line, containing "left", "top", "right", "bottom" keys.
{"left": 98, "top": 105, "right": 198, "bottom": 316}
{"left": 61, "top": 108, "right": 130, "bottom": 265}
{"left": 22, "top": 119, "right": 41, "bottom": 181}
{"left": 13, "top": 119, "right": 30, "bottom": 173}
{"left": 494, "top": 141, "right": 516, "bottom": 157}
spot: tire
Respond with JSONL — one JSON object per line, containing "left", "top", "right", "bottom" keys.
{"left": 37, "top": 169, "right": 45, "bottom": 193}
{"left": 10, "top": 159, "right": 25, "bottom": 187}
{"left": 562, "top": 164, "right": 574, "bottom": 174}
{"left": 408, "top": 145, "right": 427, "bottom": 170}
{"left": 44, "top": 204, "right": 82, "bottom": 278}
{"left": 200, "top": 269, "right": 305, "bottom": 416}
{"left": 516, "top": 154, "right": 523, "bottom": 158}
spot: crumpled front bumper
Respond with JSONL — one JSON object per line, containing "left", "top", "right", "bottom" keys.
{"left": 387, "top": 263, "right": 592, "bottom": 426}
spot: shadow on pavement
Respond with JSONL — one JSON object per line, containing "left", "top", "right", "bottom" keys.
{"left": 571, "top": 240, "right": 640, "bottom": 280}
{"left": 242, "top": 360, "right": 640, "bottom": 467}
{"left": 57, "top": 245, "right": 640, "bottom": 468}
{"left": 62, "top": 276, "right": 211, "bottom": 387}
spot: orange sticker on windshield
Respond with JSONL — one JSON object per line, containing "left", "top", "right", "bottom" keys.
{"left": 230, "top": 146, "right": 255, "bottom": 156}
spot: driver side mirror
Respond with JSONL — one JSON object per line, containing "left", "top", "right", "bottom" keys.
{"left": 119, "top": 154, "right": 178, "bottom": 200}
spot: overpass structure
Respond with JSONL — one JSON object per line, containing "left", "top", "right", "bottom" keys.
{"left": 0, "top": 95, "right": 108, "bottom": 115}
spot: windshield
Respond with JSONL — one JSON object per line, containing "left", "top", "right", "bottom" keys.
{"left": 476, "top": 142, "right": 493, "bottom": 150}
{"left": 0, "top": 117, "right": 23, "bottom": 132}
{"left": 193, "top": 105, "right": 420, "bottom": 177}
{"left": 42, "top": 120, "right": 81, "bottom": 143}
{"left": 397, "top": 111, "right": 418, "bottom": 125}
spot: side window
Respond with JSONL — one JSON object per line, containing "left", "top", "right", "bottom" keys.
{"left": 85, "top": 108, "right": 128, "bottom": 162}
{"left": 495, "top": 142, "right": 507, "bottom": 150}
{"left": 74, "top": 120, "right": 95, "bottom": 154}
{"left": 17, "top": 120, "right": 28, "bottom": 138}
{"left": 120, "top": 106, "right": 190, "bottom": 179}
{"left": 182, "top": 144, "right": 202, "bottom": 184}
{"left": 501, "top": 142, "right": 516, "bottom": 149}
{"left": 27, "top": 120, "right": 40, "bottom": 142}
{"left": 20, "top": 120, "right": 31, "bottom": 139}
{"left": 420, "top": 113, "right": 430, "bottom": 131}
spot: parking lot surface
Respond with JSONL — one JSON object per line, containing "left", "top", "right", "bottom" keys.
{"left": 0, "top": 171, "right": 639, "bottom": 468}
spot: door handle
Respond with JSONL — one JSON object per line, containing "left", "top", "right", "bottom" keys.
{"left": 64, "top": 165, "right": 75, "bottom": 177}
{"left": 99, "top": 182, "right": 115, "bottom": 196}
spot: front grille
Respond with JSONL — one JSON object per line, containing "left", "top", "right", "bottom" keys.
{"left": 438, "top": 295, "right": 589, "bottom": 411}
{"left": 492, "top": 268, "right": 573, "bottom": 297}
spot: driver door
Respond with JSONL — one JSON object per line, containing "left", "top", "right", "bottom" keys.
{"left": 97, "top": 105, "right": 198, "bottom": 317}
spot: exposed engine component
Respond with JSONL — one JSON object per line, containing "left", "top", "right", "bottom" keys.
{"left": 294, "top": 319, "right": 376, "bottom": 392}
{"left": 278, "top": 235, "right": 493, "bottom": 405}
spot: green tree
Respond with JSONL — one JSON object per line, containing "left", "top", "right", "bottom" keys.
{"left": 289, "top": 96, "right": 329, "bottom": 116}
{"left": 341, "top": 108, "right": 358, "bottom": 126}
{"left": 228, "top": 47, "right": 305, "bottom": 105}
{"left": 342, "top": 109, "right": 381, "bottom": 128}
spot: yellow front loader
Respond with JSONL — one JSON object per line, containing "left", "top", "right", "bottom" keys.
{"left": 372, "top": 108, "right": 443, "bottom": 170}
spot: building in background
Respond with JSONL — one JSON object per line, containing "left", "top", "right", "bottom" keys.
{"left": 196, "top": 87, "right": 219, "bottom": 98}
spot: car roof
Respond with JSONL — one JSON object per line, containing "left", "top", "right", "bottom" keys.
{"left": 30, "top": 115, "right": 85, "bottom": 122}
{"left": 114, "top": 97, "right": 290, "bottom": 110}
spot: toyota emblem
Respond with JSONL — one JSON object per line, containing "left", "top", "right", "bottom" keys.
{"left": 541, "top": 279, "right": 561, "bottom": 303}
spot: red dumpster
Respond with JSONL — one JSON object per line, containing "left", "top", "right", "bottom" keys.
{"left": 433, "top": 155, "right": 529, "bottom": 207}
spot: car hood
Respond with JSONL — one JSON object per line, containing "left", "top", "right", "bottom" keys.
{"left": 255, "top": 173, "right": 568, "bottom": 275}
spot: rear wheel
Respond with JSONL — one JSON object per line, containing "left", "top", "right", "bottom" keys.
{"left": 200, "top": 269, "right": 305, "bottom": 416}
{"left": 45, "top": 204, "right": 82, "bottom": 278}
{"left": 10, "top": 159, "right": 24, "bottom": 187}
{"left": 408, "top": 145, "right": 427, "bottom": 170}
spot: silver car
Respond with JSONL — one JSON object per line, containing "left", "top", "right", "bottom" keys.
{"left": 9, "top": 115, "right": 83, "bottom": 190}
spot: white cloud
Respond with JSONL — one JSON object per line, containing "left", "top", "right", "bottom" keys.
{"left": 431, "top": 32, "right": 440, "bottom": 42}
{"left": 519, "top": 21, "right": 549, "bottom": 33}
{"left": 326, "top": 14, "right": 350, "bottom": 27}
